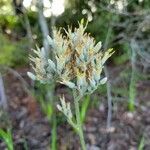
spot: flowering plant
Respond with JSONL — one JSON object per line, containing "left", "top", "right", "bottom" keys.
{"left": 28, "top": 20, "right": 114, "bottom": 149}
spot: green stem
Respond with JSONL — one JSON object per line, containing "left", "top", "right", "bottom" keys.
{"left": 128, "top": 41, "right": 137, "bottom": 112}
{"left": 46, "top": 83, "right": 57, "bottom": 150}
{"left": 51, "top": 114, "right": 57, "bottom": 150}
{"left": 73, "top": 91, "right": 86, "bottom": 150}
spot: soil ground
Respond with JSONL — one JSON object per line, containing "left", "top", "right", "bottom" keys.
{"left": 0, "top": 66, "right": 150, "bottom": 150}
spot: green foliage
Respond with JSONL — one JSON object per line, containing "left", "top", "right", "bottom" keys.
{"left": 138, "top": 136, "right": 145, "bottom": 150}
{"left": 98, "top": 84, "right": 107, "bottom": 95}
{"left": 0, "top": 0, "right": 13, "bottom": 15}
{"left": 128, "top": 46, "right": 137, "bottom": 112}
{"left": 114, "top": 44, "right": 130, "bottom": 65}
{"left": 0, "top": 34, "right": 28, "bottom": 67}
{"left": 38, "top": 94, "right": 53, "bottom": 120}
{"left": 128, "top": 70, "right": 137, "bottom": 112}
{"left": 0, "top": 15, "right": 18, "bottom": 29}
{"left": 23, "top": 138, "right": 29, "bottom": 150}
{"left": 80, "top": 95, "right": 90, "bottom": 123}
{"left": 51, "top": 115, "right": 57, "bottom": 150}
{"left": 0, "top": 13, "right": 25, "bottom": 35}
{"left": 0, "top": 128, "right": 13, "bottom": 150}
{"left": 35, "top": 92, "right": 57, "bottom": 150}
{"left": 33, "top": 82, "right": 57, "bottom": 150}
{"left": 88, "top": 13, "right": 117, "bottom": 42}
{"left": 34, "top": 83, "right": 54, "bottom": 120}
{"left": 112, "top": 86, "right": 128, "bottom": 98}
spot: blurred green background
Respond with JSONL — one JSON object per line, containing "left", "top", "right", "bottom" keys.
{"left": 0, "top": 0, "right": 149, "bottom": 68}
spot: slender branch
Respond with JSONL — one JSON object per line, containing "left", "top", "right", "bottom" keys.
{"left": 0, "top": 73, "right": 8, "bottom": 110}
{"left": 0, "top": 66, "right": 31, "bottom": 96}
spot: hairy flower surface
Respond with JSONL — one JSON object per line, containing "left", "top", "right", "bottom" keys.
{"left": 28, "top": 20, "right": 114, "bottom": 95}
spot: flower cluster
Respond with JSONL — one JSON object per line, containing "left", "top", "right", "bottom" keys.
{"left": 57, "top": 96, "right": 72, "bottom": 120}
{"left": 28, "top": 47, "right": 52, "bottom": 83}
{"left": 28, "top": 20, "right": 114, "bottom": 96}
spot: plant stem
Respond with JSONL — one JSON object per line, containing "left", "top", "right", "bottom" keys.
{"left": 51, "top": 114, "right": 57, "bottom": 150}
{"left": 128, "top": 40, "right": 137, "bottom": 112}
{"left": 48, "top": 84, "right": 57, "bottom": 150}
{"left": 103, "top": 17, "right": 114, "bottom": 129}
{"left": 0, "top": 73, "right": 8, "bottom": 110}
{"left": 73, "top": 91, "right": 86, "bottom": 150}
{"left": 104, "top": 67, "right": 112, "bottom": 129}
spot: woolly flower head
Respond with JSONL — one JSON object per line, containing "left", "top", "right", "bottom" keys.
{"left": 28, "top": 20, "right": 114, "bottom": 96}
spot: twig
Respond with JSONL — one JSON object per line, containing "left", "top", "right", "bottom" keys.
{"left": 0, "top": 73, "right": 8, "bottom": 110}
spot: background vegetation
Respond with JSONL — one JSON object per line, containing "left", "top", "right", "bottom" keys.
{"left": 0, "top": 0, "right": 149, "bottom": 149}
